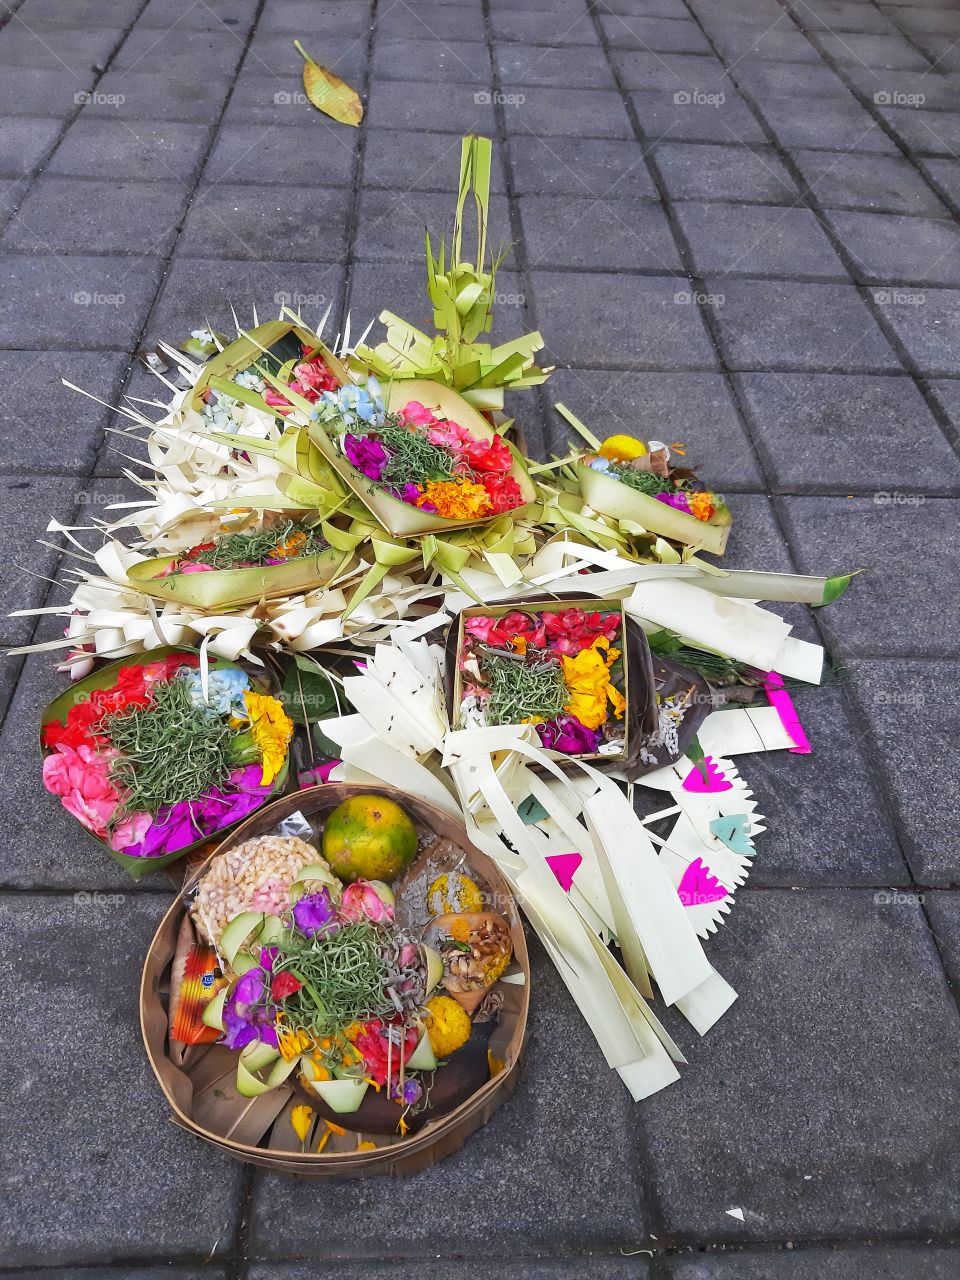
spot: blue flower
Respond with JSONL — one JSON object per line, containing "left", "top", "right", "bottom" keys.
{"left": 181, "top": 667, "right": 251, "bottom": 715}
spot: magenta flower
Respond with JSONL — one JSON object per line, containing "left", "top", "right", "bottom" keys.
{"left": 121, "top": 765, "right": 272, "bottom": 859}
{"left": 292, "top": 887, "right": 338, "bottom": 938}
{"left": 537, "top": 715, "right": 602, "bottom": 755}
{"left": 655, "top": 490, "right": 692, "bottom": 514}
{"left": 344, "top": 433, "right": 388, "bottom": 480}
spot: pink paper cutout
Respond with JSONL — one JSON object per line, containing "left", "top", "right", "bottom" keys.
{"left": 763, "top": 672, "right": 812, "bottom": 755}
{"left": 297, "top": 759, "right": 342, "bottom": 787}
{"left": 677, "top": 857, "right": 730, "bottom": 907}
{"left": 546, "top": 852, "right": 583, "bottom": 893}
{"left": 682, "top": 755, "right": 732, "bottom": 792}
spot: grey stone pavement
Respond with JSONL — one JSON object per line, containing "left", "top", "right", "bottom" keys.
{"left": 1, "top": 0, "right": 960, "bottom": 1274}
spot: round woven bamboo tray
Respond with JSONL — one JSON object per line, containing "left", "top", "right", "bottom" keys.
{"left": 141, "top": 783, "right": 530, "bottom": 1177}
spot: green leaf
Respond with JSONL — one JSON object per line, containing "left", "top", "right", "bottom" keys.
{"left": 294, "top": 40, "right": 363, "bottom": 126}
{"left": 687, "top": 735, "right": 709, "bottom": 784}
{"left": 281, "top": 658, "right": 338, "bottom": 727}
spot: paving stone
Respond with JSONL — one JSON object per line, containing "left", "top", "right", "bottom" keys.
{"left": 0, "top": 65, "right": 96, "bottom": 117}
{"left": 741, "top": 681, "right": 910, "bottom": 887}
{"left": 257, "top": 0, "right": 373, "bottom": 38}
{"left": 112, "top": 26, "right": 247, "bottom": 77}
{"left": 601, "top": 0, "right": 691, "bottom": 15}
{"left": 46, "top": 118, "right": 211, "bottom": 182}
{"left": 926, "top": 376, "right": 960, "bottom": 434}
{"left": 0, "top": 893, "right": 242, "bottom": 1265}
{"left": 530, "top": 270, "right": 718, "bottom": 369}
{"left": 244, "top": 31, "right": 367, "bottom": 82}
{"left": 491, "top": 7, "right": 599, "bottom": 46}
{"left": 712, "top": 25, "right": 825, "bottom": 63}
{"left": 846, "top": 660, "right": 960, "bottom": 882}
{"left": 778, "top": 496, "right": 960, "bottom": 658}
{"left": 2, "top": 176, "right": 188, "bottom": 257}
{"left": 203, "top": 122, "right": 357, "bottom": 188}
{"left": 248, "top": 1267, "right": 645, "bottom": 1280}
{"left": 758, "top": 92, "right": 898, "bottom": 152}
{"left": 918, "top": 157, "right": 960, "bottom": 209}
{"left": 355, "top": 186, "right": 512, "bottom": 264}
{"left": 13, "top": 0, "right": 142, "bottom": 22}
{"left": 372, "top": 37, "right": 492, "bottom": 85}
{"left": 364, "top": 128, "right": 506, "bottom": 195}
{"left": 734, "top": 59, "right": 853, "bottom": 98}
{"left": 0, "top": 476, "right": 84, "bottom": 645}
{"left": 519, "top": 195, "right": 681, "bottom": 272}
{"left": 925, "top": 892, "right": 960, "bottom": 985}
{"left": 0, "top": 1271, "right": 225, "bottom": 1280}
{"left": 138, "top": 0, "right": 259, "bottom": 28}
{"left": 600, "top": 14, "right": 713, "bottom": 54}
{"left": 0, "top": 24, "right": 120, "bottom": 70}
{"left": 842, "top": 65, "right": 960, "bottom": 109}
{"left": 792, "top": 149, "right": 949, "bottom": 215}
{"left": 789, "top": 1, "right": 902, "bottom": 35}
{"left": 891, "top": 6, "right": 960, "bottom": 37}
{"left": 735, "top": 371, "right": 960, "bottom": 491}
{"left": 639, "top": 888, "right": 960, "bottom": 1240}
{"left": 705, "top": 279, "right": 901, "bottom": 372}
{"left": 667, "top": 1244, "right": 960, "bottom": 1278}
{"left": 497, "top": 42, "right": 617, "bottom": 89}
{"left": 826, "top": 209, "right": 960, "bottom": 285}
{"left": 247, "top": 940, "right": 649, "bottom": 1257}
{"left": 84, "top": 70, "right": 231, "bottom": 122}
{"left": 222, "top": 74, "right": 343, "bottom": 126}
{"left": 0, "top": 117, "right": 61, "bottom": 177}
{"left": 870, "top": 285, "right": 960, "bottom": 375}
{"left": 376, "top": 2, "right": 484, "bottom": 42}
{"left": 542, "top": 367, "right": 763, "bottom": 488}
{"left": 813, "top": 30, "right": 932, "bottom": 69}
{"left": 629, "top": 89, "right": 769, "bottom": 145}
{"left": 177, "top": 182, "right": 349, "bottom": 262}
{"left": 505, "top": 85, "right": 634, "bottom": 139}
{"left": 145, "top": 257, "right": 346, "bottom": 346}
{"left": 612, "top": 49, "right": 731, "bottom": 93}
{"left": 876, "top": 105, "right": 960, "bottom": 154}
{"left": 508, "top": 134, "right": 658, "bottom": 199}
{"left": 677, "top": 203, "right": 847, "bottom": 278}
{"left": 0, "top": 349, "right": 130, "bottom": 475}
{"left": 0, "top": 254, "right": 163, "bottom": 349}
{"left": 655, "top": 142, "right": 799, "bottom": 204}
{"left": 365, "top": 78, "right": 496, "bottom": 133}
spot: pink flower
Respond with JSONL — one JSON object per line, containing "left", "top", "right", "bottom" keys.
{"left": 340, "top": 880, "right": 394, "bottom": 924}
{"left": 109, "top": 811, "right": 152, "bottom": 851}
{"left": 263, "top": 386, "right": 294, "bottom": 415}
{"left": 426, "top": 418, "right": 473, "bottom": 451}
{"left": 179, "top": 563, "right": 215, "bottom": 574}
{"left": 43, "top": 744, "right": 121, "bottom": 840}
{"left": 400, "top": 400, "right": 440, "bottom": 428}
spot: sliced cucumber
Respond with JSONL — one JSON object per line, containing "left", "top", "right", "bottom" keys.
{"left": 290, "top": 862, "right": 341, "bottom": 905}
{"left": 407, "top": 1030, "right": 437, "bottom": 1071}
{"left": 220, "top": 911, "right": 279, "bottom": 967}
{"left": 239, "top": 1040, "right": 280, "bottom": 1074}
{"left": 231, "top": 950, "right": 260, "bottom": 976}
{"left": 305, "top": 1076, "right": 369, "bottom": 1114}
{"left": 421, "top": 944, "right": 444, "bottom": 994}
{"left": 201, "top": 986, "right": 229, "bottom": 1032}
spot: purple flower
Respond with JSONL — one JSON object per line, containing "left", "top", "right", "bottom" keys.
{"left": 536, "top": 715, "right": 602, "bottom": 755}
{"left": 655, "top": 490, "right": 692, "bottom": 514}
{"left": 390, "top": 1077, "right": 423, "bottom": 1105}
{"left": 292, "top": 887, "right": 338, "bottom": 938}
{"left": 344, "top": 433, "right": 388, "bottom": 481}
{"left": 121, "top": 765, "right": 273, "bottom": 859}
{"left": 221, "top": 966, "right": 279, "bottom": 1049}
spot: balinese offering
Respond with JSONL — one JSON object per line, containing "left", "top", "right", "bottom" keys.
{"left": 41, "top": 651, "right": 292, "bottom": 875}
{"left": 18, "top": 133, "right": 859, "bottom": 1148}
{"left": 455, "top": 606, "right": 629, "bottom": 759}
{"left": 142, "top": 787, "right": 528, "bottom": 1171}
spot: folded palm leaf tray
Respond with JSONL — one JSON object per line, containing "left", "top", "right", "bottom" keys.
{"left": 13, "top": 135, "right": 856, "bottom": 1171}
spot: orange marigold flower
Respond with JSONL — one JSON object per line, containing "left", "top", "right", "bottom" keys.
{"left": 417, "top": 479, "right": 493, "bottom": 520}
{"left": 689, "top": 492, "right": 716, "bottom": 522}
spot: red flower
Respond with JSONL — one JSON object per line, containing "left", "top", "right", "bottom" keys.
{"left": 352, "top": 1019, "right": 419, "bottom": 1086}
{"left": 481, "top": 472, "right": 524, "bottom": 514}
{"left": 544, "top": 609, "right": 621, "bottom": 656}
{"left": 271, "top": 972, "right": 303, "bottom": 1001}
{"left": 464, "top": 433, "right": 513, "bottom": 475}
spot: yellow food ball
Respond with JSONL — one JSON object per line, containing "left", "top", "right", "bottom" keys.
{"left": 598, "top": 434, "right": 648, "bottom": 462}
{"left": 426, "top": 871, "right": 484, "bottom": 916}
{"left": 425, "top": 994, "right": 472, "bottom": 1059}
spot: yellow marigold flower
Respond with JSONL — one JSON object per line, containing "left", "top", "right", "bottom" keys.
{"left": 425, "top": 994, "right": 472, "bottom": 1059}
{"left": 426, "top": 872, "right": 483, "bottom": 916}
{"left": 273, "top": 528, "right": 308, "bottom": 558}
{"left": 242, "top": 690, "right": 293, "bottom": 786}
{"left": 290, "top": 1105, "right": 314, "bottom": 1145}
{"left": 357, "top": 1140, "right": 377, "bottom": 1152}
{"left": 560, "top": 647, "right": 613, "bottom": 730}
{"left": 598, "top": 434, "right": 647, "bottom": 462}
{"left": 417, "top": 479, "right": 493, "bottom": 520}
